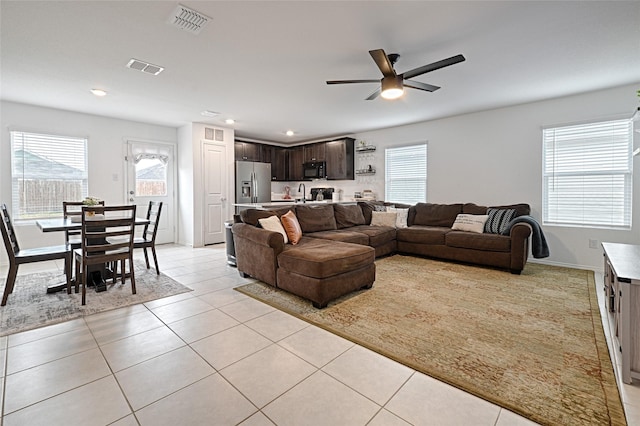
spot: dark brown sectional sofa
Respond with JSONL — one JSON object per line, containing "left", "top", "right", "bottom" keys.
{"left": 232, "top": 201, "right": 533, "bottom": 308}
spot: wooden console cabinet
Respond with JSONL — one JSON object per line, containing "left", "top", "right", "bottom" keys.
{"left": 602, "top": 242, "right": 640, "bottom": 384}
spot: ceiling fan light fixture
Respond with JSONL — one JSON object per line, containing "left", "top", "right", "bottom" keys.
{"left": 380, "top": 76, "right": 404, "bottom": 100}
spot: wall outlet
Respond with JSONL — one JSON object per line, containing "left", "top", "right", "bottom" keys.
{"left": 589, "top": 239, "right": 599, "bottom": 249}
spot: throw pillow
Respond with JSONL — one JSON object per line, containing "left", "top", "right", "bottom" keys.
{"left": 258, "top": 215, "right": 288, "bottom": 244}
{"left": 370, "top": 211, "right": 397, "bottom": 227}
{"left": 387, "top": 207, "right": 409, "bottom": 228}
{"left": 280, "top": 210, "right": 302, "bottom": 245}
{"left": 373, "top": 204, "right": 388, "bottom": 212}
{"left": 484, "top": 208, "right": 517, "bottom": 234}
{"left": 451, "top": 214, "right": 489, "bottom": 233}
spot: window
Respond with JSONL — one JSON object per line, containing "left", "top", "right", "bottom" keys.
{"left": 385, "top": 143, "right": 427, "bottom": 204}
{"left": 133, "top": 154, "right": 168, "bottom": 197}
{"left": 542, "top": 119, "right": 633, "bottom": 229}
{"left": 10, "top": 131, "right": 88, "bottom": 221}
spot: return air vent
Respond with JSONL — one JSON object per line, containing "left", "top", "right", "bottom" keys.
{"left": 168, "top": 4, "right": 211, "bottom": 35}
{"left": 126, "top": 59, "right": 164, "bottom": 76}
{"left": 204, "top": 128, "right": 224, "bottom": 141}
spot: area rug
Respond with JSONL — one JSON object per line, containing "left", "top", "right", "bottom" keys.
{"left": 235, "top": 255, "right": 626, "bottom": 426}
{"left": 0, "top": 262, "right": 192, "bottom": 337}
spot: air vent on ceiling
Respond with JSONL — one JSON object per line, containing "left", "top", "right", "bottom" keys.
{"left": 126, "top": 59, "right": 164, "bottom": 76}
{"left": 168, "top": 4, "right": 211, "bottom": 35}
{"left": 204, "top": 128, "right": 224, "bottom": 141}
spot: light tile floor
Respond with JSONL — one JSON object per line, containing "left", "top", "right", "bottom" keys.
{"left": 0, "top": 244, "right": 638, "bottom": 425}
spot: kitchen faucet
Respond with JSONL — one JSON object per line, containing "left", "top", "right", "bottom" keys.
{"left": 298, "top": 183, "right": 306, "bottom": 203}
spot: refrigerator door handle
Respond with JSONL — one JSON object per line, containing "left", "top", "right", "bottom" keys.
{"left": 251, "top": 171, "right": 256, "bottom": 203}
{"left": 253, "top": 171, "right": 259, "bottom": 202}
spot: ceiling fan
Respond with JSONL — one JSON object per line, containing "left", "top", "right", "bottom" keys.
{"left": 326, "top": 49, "right": 465, "bottom": 100}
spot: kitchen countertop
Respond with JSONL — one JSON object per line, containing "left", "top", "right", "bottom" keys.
{"left": 234, "top": 200, "right": 357, "bottom": 209}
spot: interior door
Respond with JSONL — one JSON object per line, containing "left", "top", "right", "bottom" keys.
{"left": 126, "top": 141, "right": 175, "bottom": 244}
{"left": 203, "top": 142, "right": 227, "bottom": 245}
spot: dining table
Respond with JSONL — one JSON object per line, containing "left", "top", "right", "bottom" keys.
{"left": 36, "top": 216, "right": 150, "bottom": 293}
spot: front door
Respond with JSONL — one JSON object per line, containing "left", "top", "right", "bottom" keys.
{"left": 125, "top": 140, "right": 175, "bottom": 244}
{"left": 202, "top": 142, "right": 227, "bottom": 245}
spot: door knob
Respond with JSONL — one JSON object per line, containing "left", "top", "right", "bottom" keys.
{"left": 221, "top": 197, "right": 226, "bottom": 202}
{"left": 129, "top": 190, "right": 134, "bottom": 195}
{"left": 129, "top": 198, "right": 134, "bottom": 202}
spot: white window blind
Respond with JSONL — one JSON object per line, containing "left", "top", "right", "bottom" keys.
{"left": 542, "top": 119, "right": 633, "bottom": 228}
{"left": 385, "top": 144, "right": 427, "bottom": 204}
{"left": 10, "top": 131, "right": 88, "bottom": 221}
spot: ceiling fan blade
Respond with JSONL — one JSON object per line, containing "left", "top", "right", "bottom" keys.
{"left": 326, "top": 79, "right": 379, "bottom": 85}
{"left": 365, "top": 88, "right": 381, "bottom": 100}
{"left": 402, "top": 54, "right": 466, "bottom": 80}
{"left": 369, "top": 49, "right": 397, "bottom": 78}
{"left": 403, "top": 80, "right": 440, "bottom": 92}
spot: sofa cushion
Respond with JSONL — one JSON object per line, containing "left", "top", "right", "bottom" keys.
{"left": 463, "top": 203, "right": 530, "bottom": 217}
{"left": 446, "top": 231, "right": 511, "bottom": 252}
{"left": 484, "top": 208, "right": 517, "bottom": 234}
{"left": 412, "top": 203, "right": 463, "bottom": 227}
{"left": 349, "top": 225, "right": 396, "bottom": 246}
{"left": 281, "top": 210, "right": 303, "bottom": 245}
{"left": 334, "top": 204, "right": 366, "bottom": 229}
{"left": 451, "top": 214, "right": 488, "bottom": 234}
{"left": 240, "top": 207, "right": 291, "bottom": 227}
{"left": 305, "top": 230, "right": 369, "bottom": 245}
{"left": 278, "top": 239, "right": 374, "bottom": 279}
{"left": 396, "top": 226, "right": 449, "bottom": 245}
{"left": 295, "top": 204, "right": 337, "bottom": 233}
{"left": 258, "top": 215, "right": 289, "bottom": 244}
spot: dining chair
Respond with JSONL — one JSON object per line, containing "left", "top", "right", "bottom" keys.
{"left": 73, "top": 204, "right": 137, "bottom": 305}
{"left": 1, "top": 203, "right": 71, "bottom": 306}
{"left": 134, "top": 201, "right": 163, "bottom": 275}
{"left": 63, "top": 200, "right": 105, "bottom": 249}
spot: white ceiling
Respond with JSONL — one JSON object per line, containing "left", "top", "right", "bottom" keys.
{"left": 1, "top": 1, "right": 639, "bottom": 144}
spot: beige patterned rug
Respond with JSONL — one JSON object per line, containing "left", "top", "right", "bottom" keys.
{"left": 235, "top": 255, "right": 626, "bottom": 426}
{"left": 1, "top": 262, "right": 192, "bottom": 337}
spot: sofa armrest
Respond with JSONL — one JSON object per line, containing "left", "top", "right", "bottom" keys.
{"left": 231, "top": 223, "right": 284, "bottom": 286}
{"left": 509, "top": 222, "right": 532, "bottom": 273}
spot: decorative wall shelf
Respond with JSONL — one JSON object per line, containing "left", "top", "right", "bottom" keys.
{"left": 356, "top": 169, "right": 376, "bottom": 175}
{"left": 356, "top": 145, "right": 376, "bottom": 152}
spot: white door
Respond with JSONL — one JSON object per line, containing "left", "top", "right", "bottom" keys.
{"left": 126, "top": 141, "right": 175, "bottom": 244}
{"left": 203, "top": 142, "right": 227, "bottom": 245}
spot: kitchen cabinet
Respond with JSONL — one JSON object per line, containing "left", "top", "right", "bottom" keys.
{"left": 288, "top": 146, "right": 305, "bottom": 181}
{"left": 264, "top": 146, "right": 288, "bottom": 181}
{"left": 304, "top": 143, "right": 326, "bottom": 162}
{"left": 325, "top": 138, "right": 355, "bottom": 180}
{"left": 234, "top": 141, "right": 262, "bottom": 162}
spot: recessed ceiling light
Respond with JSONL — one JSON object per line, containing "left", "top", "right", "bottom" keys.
{"left": 200, "top": 110, "right": 219, "bottom": 117}
{"left": 286, "top": 130, "right": 295, "bottom": 136}
{"left": 225, "top": 118, "right": 235, "bottom": 125}
{"left": 90, "top": 89, "right": 107, "bottom": 97}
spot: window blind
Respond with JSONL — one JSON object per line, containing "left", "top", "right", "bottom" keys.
{"left": 542, "top": 119, "right": 633, "bottom": 228}
{"left": 385, "top": 144, "right": 427, "bottom": 204}
{"left": 10, "top": 131, "right": 88, "bottom": 221}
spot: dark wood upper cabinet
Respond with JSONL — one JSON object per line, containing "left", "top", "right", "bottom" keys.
{"left": 264, "top": 146, "right": 288, "bottom": 181}
{"left": 288, "top": 146, "right": 305, "bottom": 181}
{"left": 234, "top": 141, "right": 262, "bottom": 162}
{"left": 303, "top": 143, "right": 326, "bottom": 162}
{"left": 325, "top": 138, "right": 355, "bottom": 180}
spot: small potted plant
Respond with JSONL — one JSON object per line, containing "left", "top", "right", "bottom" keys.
{"left": 82, "top": 196, "right": 101, "bottom": 216}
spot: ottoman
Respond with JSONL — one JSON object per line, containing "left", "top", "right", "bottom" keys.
{"left": 276, "top": 238, "right": 376, "bottom": 308}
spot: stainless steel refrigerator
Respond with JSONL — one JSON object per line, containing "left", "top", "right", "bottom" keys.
{"left": 235, "top": 161, "right": 272, "bottom": 205}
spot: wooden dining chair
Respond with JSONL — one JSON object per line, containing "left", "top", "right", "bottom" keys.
{"left": 1, "top": 203, "right": 71, "bottom": 306}
{"left": 134, "top": 201, "right": 163, "bottom": 275}
{"left": 63, "top": 200, "right": 104, "bottom": 249}
{"left": 73, "top": 204, "right": 137, "bottom": 305}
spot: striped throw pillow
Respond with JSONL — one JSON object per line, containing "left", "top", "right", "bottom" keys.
{"left": 484, "top": 208, "right": 517, "bottom": 234}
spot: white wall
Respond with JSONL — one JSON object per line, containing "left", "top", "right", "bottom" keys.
{"left": 350, "top": 83, "right": 640, "bottom": 270}
{"left": 0, "top": 101, "right": 177, "bottom": 258}
{"left": 177, "top": 123, "right": 235, "bottom": 247}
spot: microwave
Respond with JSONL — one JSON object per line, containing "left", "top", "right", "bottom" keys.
{"left": 303, "top": 161, "right": 326, "bottom": 179}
